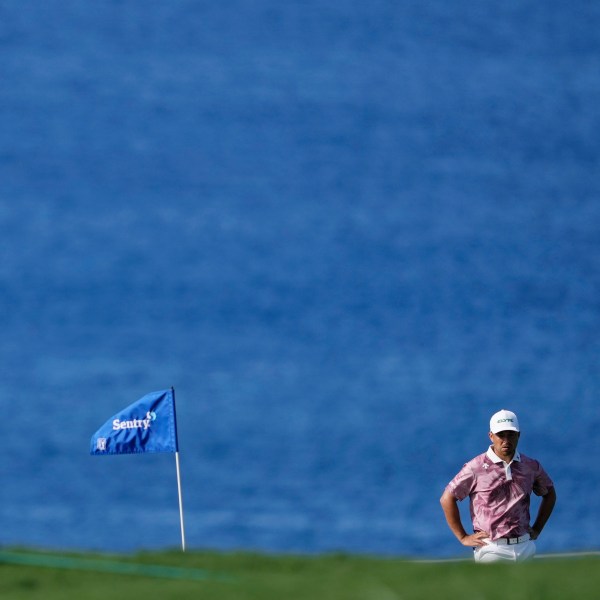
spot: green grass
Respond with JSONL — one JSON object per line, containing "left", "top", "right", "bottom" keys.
{"left": 0, "top": 548, "right": 598, "bottom": 599}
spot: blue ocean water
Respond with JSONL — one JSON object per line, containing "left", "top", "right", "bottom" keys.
{"left": 1, "top": 1, "right": 599, "bottom": 558}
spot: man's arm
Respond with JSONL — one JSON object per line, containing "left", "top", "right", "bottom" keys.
{"left": 529, "top": 486, "right": 557, "bottom": 540}
{"left": 440, "top": 490, "right": 489, "bottom": 547}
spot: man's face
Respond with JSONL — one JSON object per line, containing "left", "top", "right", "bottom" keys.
{"left": 489, "top": 429, "right": 520, "bottom": 461}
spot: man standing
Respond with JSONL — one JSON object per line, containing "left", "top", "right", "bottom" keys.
{"left": 440, "top": 409, "right": 556, "bottom": 562}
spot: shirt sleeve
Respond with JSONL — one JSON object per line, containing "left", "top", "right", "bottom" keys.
{"left": 446, "top": 462, "right": 476, "bottom": 501}
{"left": 532, "top": 461, "right": 554, "bottom": 496}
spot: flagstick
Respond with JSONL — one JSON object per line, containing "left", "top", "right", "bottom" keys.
{"left": 171, "top": 387, "right": 186, "bottom": 552}
{"left": 175, "top": 451, "right": 186, "bottom": 552}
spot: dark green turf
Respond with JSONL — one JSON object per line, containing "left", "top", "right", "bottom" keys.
{"left": 1, "top": 549, "right": 598, "bottom": 599}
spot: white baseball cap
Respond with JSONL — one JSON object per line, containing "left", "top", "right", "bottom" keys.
{"left": 490, "top": 409, "right": 520, "bottom": 434}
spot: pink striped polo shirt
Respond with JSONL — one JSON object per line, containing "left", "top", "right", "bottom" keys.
{"left": 446, "top": 447, "right": 554, "bottom": 540}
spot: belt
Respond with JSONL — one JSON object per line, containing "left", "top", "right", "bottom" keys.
{"left": 493, "top": 534, "right": 530, "bottom": 545}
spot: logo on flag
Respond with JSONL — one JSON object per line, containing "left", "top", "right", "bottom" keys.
{"left": 90, "top": 389, "right": 178, "bottom": 455}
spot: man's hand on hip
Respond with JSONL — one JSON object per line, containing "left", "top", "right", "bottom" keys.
{"left": 460, "top": 531, "right": 489, "bottom": 547}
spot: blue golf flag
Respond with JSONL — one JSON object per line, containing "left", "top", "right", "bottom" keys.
{"left": 90, "top": 388, "right": 179, "bottom": 455}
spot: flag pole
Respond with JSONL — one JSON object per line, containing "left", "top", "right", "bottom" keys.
{"left": 175, "top": 451, "right": 186, "bottom": 552}
{"left": 171, "top": 387, "right": 186, "bottom": 552}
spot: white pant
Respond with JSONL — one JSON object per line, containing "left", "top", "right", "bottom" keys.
{"left": 474, "top": 539, "right": 536, "bottom": 563}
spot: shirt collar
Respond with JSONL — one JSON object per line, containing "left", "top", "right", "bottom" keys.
{"left": 486, "top": 446, "right": 520, "bottom": 464}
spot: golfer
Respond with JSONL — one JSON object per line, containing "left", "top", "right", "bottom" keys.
{"left": 440, "top": 409, "right": 556, "bottom": 562}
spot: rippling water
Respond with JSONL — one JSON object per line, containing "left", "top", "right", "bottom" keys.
{"left": 1, "top": 1, "right": 599, "bottom": 557}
